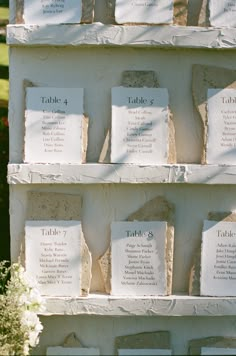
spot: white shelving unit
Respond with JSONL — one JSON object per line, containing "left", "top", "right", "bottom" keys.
{"left": 7, "top": 1, "right": 236, "bottom": 354}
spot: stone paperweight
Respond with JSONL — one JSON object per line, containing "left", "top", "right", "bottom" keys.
{"left": 25, "top": 220, "right": 92, "bottom": 297}
{"left": 201, "top": 219, "right": 236, "bottom": 296}
{"left": 24, "top": 87, "right": 88, "bottom": 164}
{"left": 111, "top": 87, "right": 169, "bottom": 165}
{"left": 115, "top": 331, "right": 171, "bottom": 356}
{"left": 114, "top": 0, "right": 173, "bottom": 24}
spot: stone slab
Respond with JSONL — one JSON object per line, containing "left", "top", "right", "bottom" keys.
{"left": 206, "top": 88, "right": 236, "bottom": 164}
{"left": 111, "top": 87, "right": 169, "bottom": 165}
{"left": 209, "top": 0, "right": 236, "bottom": 27}
{"left": 15, "top": 0, "right": 94, "bottom": 24}
{"left": 98, "top": 196, "right": 174, "bottom": 294}
{"left": 111, "top": 221, "right": 167, "bottom": 296}
{"left": 25, "top": 220, "right": 84, "bottom": 296}
{"left": 47, "top": 347, "right": 100, "bottom": 355}
{"left": 26, "top": 191, "right": 82, "bottom": 221}
{"left": 197, "top": 0, "right": 210, "bottom": 27}
{"left": 192, "top": 65, "right": 236, "bottom": 164}
{"left": 115, "top": 332, "right": 171, "bottom": 356}
{"left": 189, "top": 211, "right": 236, "bottom": 296}
{"left": 63, "top": 333, "right": 83, "bottom": 348}
{"left": 24, "top": 87, "right": 88, "bottom": 164}
{"left": 201, "top": 219, "right": 236, "bottom": 296}
{"left": 189, "top": 337, "right": 236, "bottom": 356}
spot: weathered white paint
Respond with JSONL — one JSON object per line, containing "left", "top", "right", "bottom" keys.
{"left": 6, "top": 24, "right": 236, "bottom": 49}
{"left": 7, "top": 163, "right": 236, "bottom": 184}
{"left": 8, "top": 1, "right": 236, "bottom": 354}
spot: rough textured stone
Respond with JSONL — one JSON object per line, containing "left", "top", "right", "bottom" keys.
{"left": 192, "top": 65, "right": 236, "bottom": 164}
{"left": 99, "top": 71, "right": 176, "bottom": 164}
{"left": 189, "top": 211, "right": 236, "bottom": 296}
{"left": 16, "top": 0, "right": 94, "bottom": 24}
{"left": 98, "top": 196, "right": 175, "bottom": 294}
{"left": 189, "top": 337, "right": 236, "bottom": 355}
{"left": 63, "top": 333, "right": 83, "bottom": 348}
{"left": 106, "top": 0, "right": 187, "bottom": 25}
{"left": 98, "top": 246, "right": 111, "bottom": 294}
{"left": 197, "top": 0, "right": 210, "bottom": 27}
{"left": 173, "top": 0, "right": 189, "bottom": 26}
{"left": 115, "top": 331, "right": 171, "bottom": 356}
{"left": 26, "top": 191, "right": 82, "bottom": 220}
{"left": 26, "top": 191, "right": 92, "bottom": 296}
{"left": 81, "top": 0, "right": 95, "bottom": 23}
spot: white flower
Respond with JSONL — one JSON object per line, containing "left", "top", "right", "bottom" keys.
{"left": 2, "top": 262, "right": 45, "bottom": 354}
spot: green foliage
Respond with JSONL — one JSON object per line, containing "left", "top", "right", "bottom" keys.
{"left": 0, "top": 296, "right": 27, "bottom": 355}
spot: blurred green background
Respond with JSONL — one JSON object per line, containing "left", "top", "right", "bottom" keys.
{"left": 0, "top": 0, "right": 10, "bottom": 261}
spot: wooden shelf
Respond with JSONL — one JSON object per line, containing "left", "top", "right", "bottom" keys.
{"left": 7, "top": 163, "right": 236, "bottom": 185}
{"left": 42, "top": 293, "right": 236, "bottom": 316}
{"left": 7, "top": 23, "right": 236, "bottom": 49}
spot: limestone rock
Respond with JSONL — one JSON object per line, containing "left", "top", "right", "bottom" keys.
{"left": 98, "top": 196, "right": 175, "bottom": 294}
{"left": 26, "top": 191, "right": 82, "bottom": 220}
{"left": 173, "top": 0, "right": 189, "bottom": 26}
{"left": 189, "top": 211, "right": 236, "bottom": 296}
{"left": 80, "top": 229, "right": 92, "bottom": 296}
{"left": 98, "top": 246, "right": 111, "bottom": 294}
{"left": 63, "top": 333, "right": 83, "bottom": 348}
{"left": 197, "top": 0, "right": 210, "bottom": 27}
{"left": 189, "top": 337, "right": 236, "bottom": 355}
{"left": 99, "top": 71, "right": 176, "bottom": 164}
{"left": 115, "top": 331, "right": 171, "bottom": 356}
{"left": 81, "top": 0, "right": 95, "bottom": 23}
{"left": 192, "top": 65, "right": 236, "bottom": 164}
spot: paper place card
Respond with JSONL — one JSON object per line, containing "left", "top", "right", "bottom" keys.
{"left": 25, "top": 220, "right": 82, "bottom": 296}
{"left": 24, "top": 87, "right": 85, "bottom": 164}
{"left": 24, "top": 0, "right": 82, "bottom": 24}
{"left": 206, "top": 88, "right": 236, "bottom": 164}
{"left": 111, "top": 87, "right": 169, "bottom": 165}
{"left": 209, "top": 0, "right": 236, "bottom": 27}
{"left": 201, "top": 220, "right": 236, "bottom": 296}
{"left": 111, "top": 221, "right": 168, "bottom": 296}
{"left": 201, "top": 347, "right": 236, "bottom": 355}
{"left": 115, "top": 0, "right": 173, "bottom": 24}
{"left": 118, "top": 349, "right": 172, "bottom": 355}
{"left": 47, "top": 347, "right": 100, "bottom": 355}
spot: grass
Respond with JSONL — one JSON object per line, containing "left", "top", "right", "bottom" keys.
{"left": 0, "top": 7, "right": 9, "bottom": 20}
{"left": 0, "top": 79, "right": 8, "bottom": 102}
{"left": 0, "top": 43, "right": 8, "bottom": 66}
